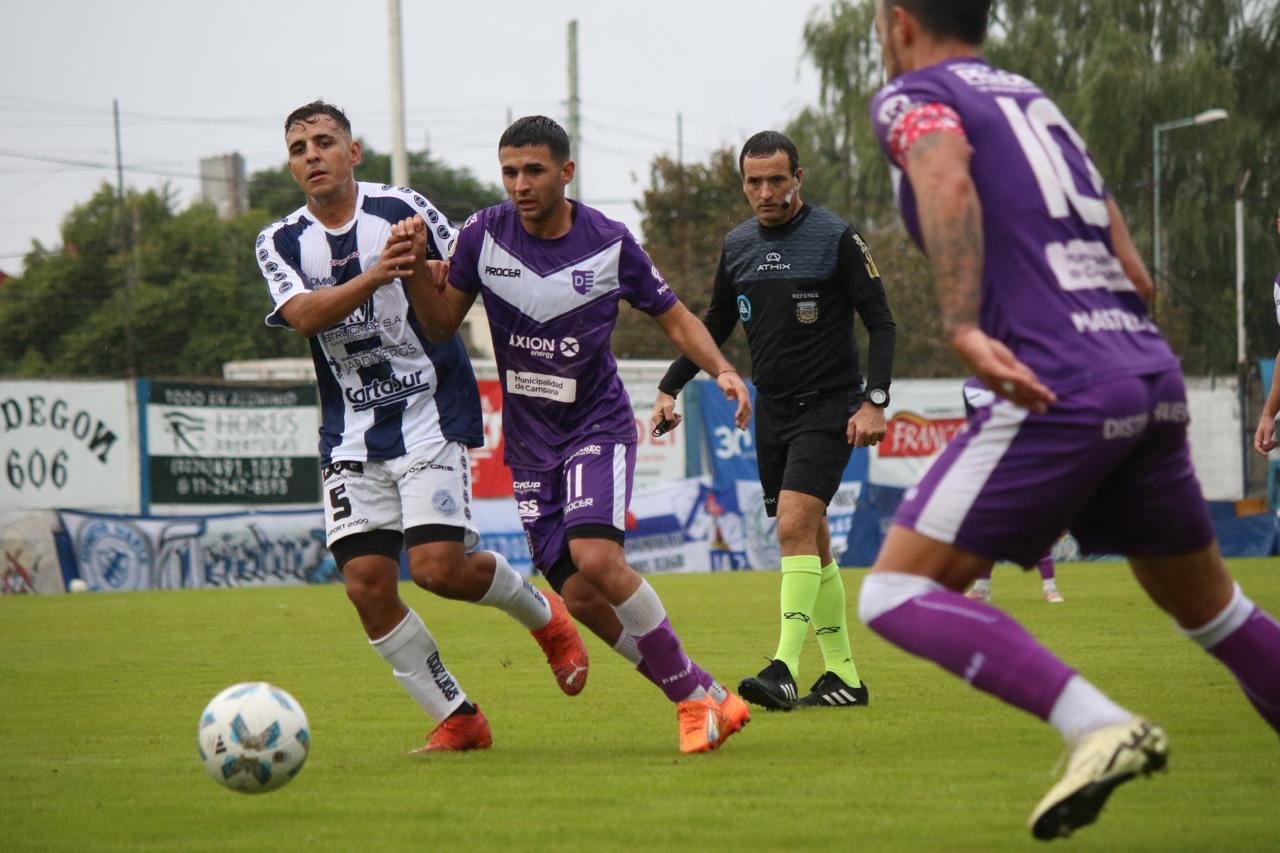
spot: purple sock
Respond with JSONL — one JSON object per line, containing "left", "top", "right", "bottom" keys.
{"left": 637, "top": 658, "right": 712, "bottom": 692}
{"left": 868, "top": 589, "right": 1075, "bottom": 719}
{"left": 634, "top": 618, "right": 704, "bottom": 703}
{"left": 1206, "top": 607, "right": 1280, "bottom": 734}
{"left": 1036, "top": 555, "right": 1056, "bottom": 581}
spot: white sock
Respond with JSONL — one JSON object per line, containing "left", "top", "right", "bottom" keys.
{"left": 477, "top": 551, "right": 551, "bottom": 631}
{"left": 1042, "top": 578, "right": 1058, "bottom": 591}
{"left": 1179, "top": 583, "right": 1251, "bottom": 649}
{"left": 613, "top": 632, "right": 643, "bottom": 665}
{"left": 371, "top": 609, "right": 466, "bottom": 723}
{"left": 1048, "top": 675, "right": 1132, "bottom": 741}
{"left": 972, "top": 578, "right": 991, "bottom": 591}
{"left": 612, "top": 580, "right": 667, "bottom": 637}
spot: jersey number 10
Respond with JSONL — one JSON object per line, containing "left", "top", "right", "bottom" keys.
{"left": 997, "top": 96, "right": 1109, "bottom": 228}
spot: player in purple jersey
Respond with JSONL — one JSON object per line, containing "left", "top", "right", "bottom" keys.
{"left": 395, "top": 116, "right": 754, "bottom": 754}
{"left": 259, "top": 102, "right": 589, "bottom": 756}
{"left": 959, "top": 379, "right": 1062, "bottom": 603}
{"left": 1252, "top": 210, "right": 1280, "bottom": 455}
{"left": 858, "top": 2, "right": 1280, "bottom": 840}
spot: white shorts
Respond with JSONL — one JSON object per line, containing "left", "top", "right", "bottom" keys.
{"left": 321, "top": 441, "right": 478, "bottom": 550}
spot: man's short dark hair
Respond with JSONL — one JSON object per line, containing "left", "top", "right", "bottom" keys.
{"left": 285, "top": 101, "right": 352, "bottom": 136}
{"left": 739, "top": 131, "right": 800, "bottom": 175}
{"left": 888, "top": 0, "right": 991, "bottom": 45}
{"left": 499, "top": 116, "right": 571, "bottom": 161}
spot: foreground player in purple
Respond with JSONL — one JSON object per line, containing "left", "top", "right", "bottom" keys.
{"left": 861, "top": 0, "right": 1280, "bottom": 840}
{"left": 398, "top": 116, "right": 753, "bottom": 754}
{"left": 959, "top": 379, "right": 1062, "bottom": 603}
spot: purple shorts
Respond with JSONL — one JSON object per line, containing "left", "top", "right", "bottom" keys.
{"left": 895, "top": 370, "right": 1215, "bottom": 566}
{"left": 511, "top": 441, "right": 636, "bottom": 572}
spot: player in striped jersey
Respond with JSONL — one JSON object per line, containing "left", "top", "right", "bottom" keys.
{"left": 257, "top": 102, "right": 588, "bottom": 755}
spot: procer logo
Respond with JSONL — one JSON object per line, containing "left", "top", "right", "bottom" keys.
{"left": 485, "top": 265, "right": 522, "bottom": 278}
{"left": 757, "top": 251, "right": 791, "bottom": 273}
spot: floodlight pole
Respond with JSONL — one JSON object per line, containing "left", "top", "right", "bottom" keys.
{"left": 388, "top": 0, "right": 409, "bottom": 187}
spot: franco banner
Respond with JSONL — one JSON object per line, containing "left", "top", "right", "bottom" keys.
{"left": 143, "top": 381, "right": 320, "bottom": 511}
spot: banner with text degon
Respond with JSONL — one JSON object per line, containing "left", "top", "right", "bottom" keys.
{"left": 143, "top": 381, "right": 320, "bottom": 513}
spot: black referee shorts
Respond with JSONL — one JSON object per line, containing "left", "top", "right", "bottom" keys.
{"left": 756, "top": 390, "right": 857, "bottom": 518}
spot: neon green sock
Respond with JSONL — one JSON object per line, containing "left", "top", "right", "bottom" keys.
{"left": 773, "top": 555, "right": 823, "bottom": 680}
{"left": 811, "top": 559, "right": 861, "bottom": 686}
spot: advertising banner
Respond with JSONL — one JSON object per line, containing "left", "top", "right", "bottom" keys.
{"left": 0, "top": 380, "right": 138, "bottom": 512}
{"left": 144, "top": 381, "right": 320, "bottom": 511}
{"left": 868, "top": 379, "right": 968, "bottom": 488}
{"left": 59, "top": 509, "right": 334, "bottom": 591}
{"left": 1, "top": 511, "right": 64, "bottom": 594}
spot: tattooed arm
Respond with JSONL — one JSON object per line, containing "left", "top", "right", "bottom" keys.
{"left": 904, "top": 130, "right": 1055, "bottom": 412}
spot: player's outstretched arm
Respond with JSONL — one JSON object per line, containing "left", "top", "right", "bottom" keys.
{"left": 1106, "top": 197, "right": 1155, "bottom": 304}
{"left": 274, "top": 229, "right": 414, "bottom": 337}
{"left": 393, "top": 216, "right": 477, "bottom": 342}
{"left": 905, "top": 130, "right": 1055, "bottom": 413}
{"left": 652, "top": 301, "right": 751, "bottom": 429}
{"left": 1255, "top": 350, "right": 1280, "bottom": 455}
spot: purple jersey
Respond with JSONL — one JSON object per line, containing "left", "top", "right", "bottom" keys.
{"left": 870, "top": 59, "right": 1178, "bottom": 393}
{"left": 449, "top": 201, "right": 677, "bottom": 469}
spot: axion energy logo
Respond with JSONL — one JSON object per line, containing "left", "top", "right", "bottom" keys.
{"left": 879, "top": 411, "right": 967, "bottom": 458}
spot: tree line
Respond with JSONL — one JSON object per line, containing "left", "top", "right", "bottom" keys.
{"left": 2, "top": 0, "right": 1277, "bottom": 380}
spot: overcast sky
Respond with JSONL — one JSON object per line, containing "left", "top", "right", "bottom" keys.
{"left": 0, "top": 0, "right": 838, "bottom": 272}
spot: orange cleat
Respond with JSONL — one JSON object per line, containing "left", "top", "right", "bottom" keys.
{"left": 715, "top": 689, "right": 752, "bottom": 738}
{"left": 531, "top": 590, "right": 589, "bottom": 696}
{"left": 412, "top": 704, "right": 493, "bottom": 754}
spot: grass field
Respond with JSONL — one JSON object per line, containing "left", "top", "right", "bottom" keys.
{"left": 3, "top": 560, "right": 1278, "bottom": 852}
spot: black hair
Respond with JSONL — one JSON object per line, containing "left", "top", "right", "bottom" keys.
{"left": 738, "top": 131, "right": 800, "bottom": 174}
{"left": 499, "top": 115, "right": 571, "bottom": 161}
{"left": 887, "top": 0, "right": 991, "bottom": 44}
{"left": 284, "top": 101, "right": 352, "bottom": 136}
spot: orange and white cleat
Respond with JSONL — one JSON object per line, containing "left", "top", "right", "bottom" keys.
{"left": 531, "top": 590, "right": 589, "bottom": 696}
{"left": 677, "top": 692, "right": 749, "bottom": 754}
{"left": 412, "top": 705, "right": 493, "bottom": 754}
{"left": 714, "top": 689, "right": 752, "bottom": 738}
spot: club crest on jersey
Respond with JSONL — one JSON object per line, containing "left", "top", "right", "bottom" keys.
{"left": 795, "top": 300, "right": 819, "bottom": 324}
{"left": 737, "top": 294, "right": 752, "bottom": 323}
{"left": 571, "top": 269, "right": 595, "bottom": 295}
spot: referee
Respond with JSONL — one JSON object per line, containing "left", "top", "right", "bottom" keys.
{"left": 652, "top": 130, "right": 896, "bottom": 711}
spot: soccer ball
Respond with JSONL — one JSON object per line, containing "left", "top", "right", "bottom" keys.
{"left": 197, "top": 682, "right": 310, "bottom": 794}
{"left": 67, "top": 578, "right": 89, "bottom": 593}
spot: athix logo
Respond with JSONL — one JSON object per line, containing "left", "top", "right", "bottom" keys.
{"left": 757, "top": 251, "right": 791, "bottom": 272}
{"left": 571, "top": 269, "right": 595, "bottom": 295}
{"left": 344, "top": 371, "right": 429, "bottom": 412}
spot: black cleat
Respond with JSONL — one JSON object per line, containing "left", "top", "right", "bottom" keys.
{"left": 737, "top": 659, "right": 799, "bottom": 711}
{"left": 796, "top": 671, "right": 869, "bottom": 708}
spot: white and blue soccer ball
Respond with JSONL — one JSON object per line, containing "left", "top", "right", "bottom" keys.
{"left": 197, "top": 682, "right": 310, "bottom": 794}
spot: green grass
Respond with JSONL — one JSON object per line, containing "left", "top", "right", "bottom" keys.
{"left": 2, "top": 560, "right": 1279, "bottom": 851}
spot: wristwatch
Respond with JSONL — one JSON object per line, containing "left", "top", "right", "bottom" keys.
{"left": 868, "top": 388, "right": 889, "bottom": 407}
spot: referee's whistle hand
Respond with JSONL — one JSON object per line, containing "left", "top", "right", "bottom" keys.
{"left": 649, "top": 392, "right": 682, "bottom": 435}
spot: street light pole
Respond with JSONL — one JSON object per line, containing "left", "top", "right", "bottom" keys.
{"left": 1151, "top": 108, "right": 1229, "bottom": 310}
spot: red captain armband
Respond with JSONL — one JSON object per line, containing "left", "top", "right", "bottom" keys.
{"left": 888, "top": 102, "right": 967, "bottom": 168}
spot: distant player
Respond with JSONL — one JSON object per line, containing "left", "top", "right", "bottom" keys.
{"left": 256, "top": 102, "right": 588, "bottom": 755}
{"left": 960, "top": 379, "right": 1063, "bottom": 603}
{"left": 1252, "top": 208, "right": 1280, "bottom": 455}
{"left": 860, "top": 1, "right": 1280, "bottom": 840}
{"left": 397, "top": 115, "right": 754, "bottom": 754}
